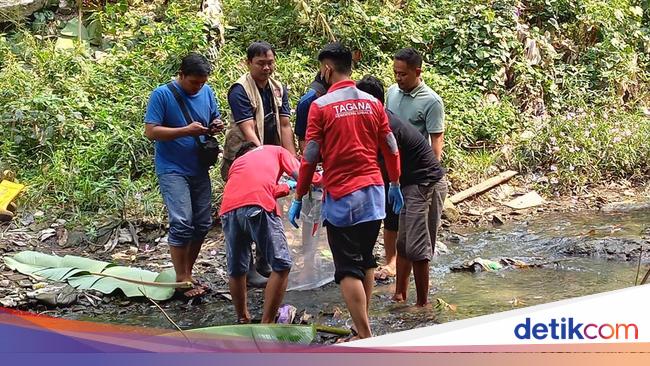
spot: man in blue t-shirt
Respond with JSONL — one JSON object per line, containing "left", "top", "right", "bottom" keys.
{"left": 144, "top": 53, "right": 223, "bottom": 298}
{"left": 294, "top": 72, "right": 329, "bottom": 153}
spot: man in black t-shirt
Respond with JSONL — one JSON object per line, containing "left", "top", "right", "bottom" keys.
{"left": 357, "top": 75, "right": 445, "bottom": 307}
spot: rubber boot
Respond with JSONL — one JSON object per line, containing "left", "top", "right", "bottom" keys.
{"left": 246, "top": 256, "right": 267, "bottom": 288}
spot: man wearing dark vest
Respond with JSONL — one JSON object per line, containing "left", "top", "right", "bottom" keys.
{"left": 222, "top": 41, "right": 296, "bottom": 179}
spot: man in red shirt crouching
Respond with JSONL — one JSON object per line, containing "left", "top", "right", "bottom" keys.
{"left": 220, "top": 142, "right": 319, "bottom": 324}
{"left": 289, "top": 43, "right": 403, "bottom": 340}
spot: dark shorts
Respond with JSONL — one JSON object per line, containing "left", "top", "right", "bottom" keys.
{"left": 325, "top": 219, "right": 381, "bottom": 284}
{"left": 383, "top": 183, "right": 399, "bottom": 231}
{"left": 396, "top": 179, "right": 448, "bottom": 261}
{"left": 158, "top": 173, "right": 212, "bottom": 246}
{"left": 221, "top": 205, "right": 292, "bottom": 277}
{"left": 396, "top": 183, "right": 435, "bottom": 261}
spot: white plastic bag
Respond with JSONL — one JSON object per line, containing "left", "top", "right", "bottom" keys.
{"left": 278, "top": 190, "right": 334, "bottom": 291}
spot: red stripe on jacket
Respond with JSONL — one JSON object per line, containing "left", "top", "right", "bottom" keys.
{"left": 296, "top": 80, "right": 400, "bottom": 199}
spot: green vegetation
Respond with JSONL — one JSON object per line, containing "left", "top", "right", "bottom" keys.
{"left": 0, "top": 0, "right": 648, "bottom": 227}
{"left": 4, "top": 250, "right": 179, "bottom": 300}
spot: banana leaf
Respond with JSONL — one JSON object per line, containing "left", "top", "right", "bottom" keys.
{"left": 3, "top": 251, "right": 176, "bottom": 301}
{"left": 186, "top": 324, "right": 317, "bottom": 344}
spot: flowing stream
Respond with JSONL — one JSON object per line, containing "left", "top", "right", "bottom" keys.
{"left": 69, "top": 208, "right": 649, "bottom": 338}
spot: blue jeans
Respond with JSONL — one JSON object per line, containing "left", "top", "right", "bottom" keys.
{"left": 158, "top": 173, "right": 212, "bottom": 246}
{"left": 221, "top": 205, "right": 292, "bottom": 277}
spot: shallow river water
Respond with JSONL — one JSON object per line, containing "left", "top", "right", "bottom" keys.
{"left": 71, "top": 208, "right": 650, "bottom": 338}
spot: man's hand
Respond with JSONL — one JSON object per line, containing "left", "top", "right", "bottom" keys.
{"left": 209, "top": 118, "right": 225, "bottom": 135}
{"left": 288, "top": 199, "right": 302, "bottom": 228}
{"left": 185, "top": 122, "right": 209, "bottom": 136}
{"left": 387, "top": 182, "right": 404, "bottom": 214}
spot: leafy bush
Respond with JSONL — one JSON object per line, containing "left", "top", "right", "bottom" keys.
{"left": 0, "top": 0, "right": 648, "bottom": 226}
{"left": 513, "top": 109, "right": 650, "bottom": 190}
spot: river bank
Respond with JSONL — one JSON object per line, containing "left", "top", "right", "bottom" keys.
{"left": 1, "top": 178, "right": 649, "bottom": 342}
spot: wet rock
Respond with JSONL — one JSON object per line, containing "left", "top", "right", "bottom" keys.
{"left": 0, "top": 0, "right": 48, "bottom": 20}
{"left": 65, "top": 230, "right": 88, "bottom": 247}
{"left": 601, "top": 201, "right": 650, "bottom": 213}
{"left": 0, "top": 280, "right": 10, "bottom": 287}
{"left": 557, "top": 237, "right": 645, "bottom": 261}
{"left": 442, "top": 200, "right": 460, "bottom": 222}
{"left": 434, "top": 241, "right": 450, "bottom": 255}
{"left": 20, "top": 213, "right": 34, "bottom": 226}
{"left": 0, "top": 296, "right": 17, "bottom": 307}
{"left": 18, "top": 279, "right": 33, "bottom": 288}
{"left": 28, "top": 284, "right": 78, "bottom": 307}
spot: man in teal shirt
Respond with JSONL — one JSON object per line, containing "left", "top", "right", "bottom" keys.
{"left": 379, "top": 48, "right": 448, "bottom": 292}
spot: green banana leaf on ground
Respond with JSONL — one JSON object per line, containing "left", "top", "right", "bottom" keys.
{"left": 3, "top": 251, "right": 177, "bottom": 300}
{"left": 186, "top": 324, "right": 317, "bottom": 344}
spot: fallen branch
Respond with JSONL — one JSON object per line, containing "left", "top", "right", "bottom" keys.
{"left": 634, "top": 244, "right": 644, "bottom": 286}
{"left": 641, "top": 268, "right": 650, "bottom": 285}
{"left": 449, "top": 170, "right": 518, "bottom": 204}
{"left": 314, "top": 324, "right": 351, "bottom": 336}
{"left": 139, "top": 289, "right": 191, "bottom": 345}
{"left": 89, "top": 272, "right": 192, "bottom": 288}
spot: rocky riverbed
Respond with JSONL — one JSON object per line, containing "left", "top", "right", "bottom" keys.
{"left": 1, "top": 179, "right": 649, "bottom": 340}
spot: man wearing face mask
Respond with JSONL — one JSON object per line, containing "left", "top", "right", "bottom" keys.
{"left": 289, "top": 43, "right": 403, "bottom": 340}
{"left": 294, "top": 73, "right": 330, "bottom": 153}
{"left": 223, "top": 41, "right": 296, "bottom": 287}
{"left": 144, "top": 53, "right": 224, "bottom": 298}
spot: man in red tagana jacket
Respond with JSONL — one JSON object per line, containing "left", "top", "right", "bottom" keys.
{"left": 220, "top": 142, "right": 320, "bottom": 324}
{"left": 289, "top": 42, "right": 403, "bottom": 340}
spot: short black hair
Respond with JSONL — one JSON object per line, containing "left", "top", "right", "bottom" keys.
{"left": 317, "top": 42, "right": 352, "bottom": 74}
{"left": 394, "top": 48, "right": 422, "bottom": 69}
{"left": 180, "top": 52, "right": 212, "bottom": 76}
{"left": 247, "top": 41, "right": 276, "bottom": 61}
{"left": 356, "top": 75, "right": 385, "bottom": 104}
{"left": 235, "top": 141, "right": 257, "bottom": 159}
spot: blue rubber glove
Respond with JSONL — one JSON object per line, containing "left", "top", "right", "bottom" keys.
{"left": 288, "top": 199, "right": 303, "bottom": 228}
{"left": 285, "top": 178, "right": 297, "bottom": 190}
{"left": 387, "top": 183, "right": 404, "bottom": 214}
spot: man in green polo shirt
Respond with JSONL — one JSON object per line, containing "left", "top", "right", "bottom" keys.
{"left": 377, "top": 48, "right": 448, "bottom": 293}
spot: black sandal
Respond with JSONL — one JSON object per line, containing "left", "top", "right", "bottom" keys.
{"left": 335, "top": 327, "right": 359, "bottom": 343}
{"left": 174, "top": 284, "right": 206, "bottom": 299}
